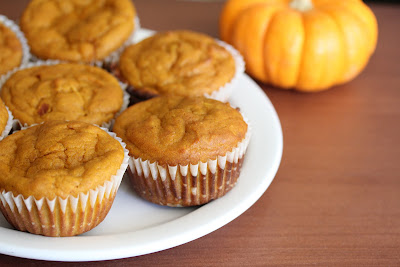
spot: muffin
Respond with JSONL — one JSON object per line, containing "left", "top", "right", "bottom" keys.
{"left": 20, "top": 0, "right": 138, "bottom": 63}
{"left": 0, "top": 15, "right": 30, "bottom": 76}
{"left": 0, "top": 99, "right": 13, "bottom": 140}
{"left": 0, "top": 120, "right": 129, "bottom": 237}
{"left": 0, "top": 62, "right": 128, "bottom": 128}
{"left": 118, "top": 30, "right": 244, "bottom": 104}
{"left": 113, "top": 95, "right": 251, "bottom": 206}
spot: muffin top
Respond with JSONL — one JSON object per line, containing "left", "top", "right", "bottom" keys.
{"left": 119, "top": 30, "right": 236, "bottom": 97}
{"left": 0, "top": 22, "right": 23, "bottom": 75}
{"left": 0, "top": 120, "right": 125, "bottom": 199}
{"left": 20, "top": 0, "right": 136, "bottom": 62}
{"left": 113, "top": 96, "right": 248, "bottom": 166}
{"left": 1, "top": 63, "right": 123, "bottom": 126}
{"left": 0, "top": 99, "right": 9, "bottom": 135}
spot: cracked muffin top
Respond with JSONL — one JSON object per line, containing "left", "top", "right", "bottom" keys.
{"left": 113, "top": 95, "right": 248, "bottom": 166}
{"left": 0, "top": 120, "right": 125, "bottom": 199}
{"left": 0, "top": 63, "right": 123, "bottom": 126}
{"left": 0, "top": 21, "right": 23, "bottom": 75}
{"left": 20, "top": 0, "right": 136, "bottom": 62}
{"left": 0, "top": 99, "right": 9, "bottom": 135}
{"left": 119, "top": 30, "right": 236, "bottom": 97}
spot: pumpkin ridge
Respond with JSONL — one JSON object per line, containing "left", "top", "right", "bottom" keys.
{"left": 317, "top": 8, "right": 348, "bottom": 88}
{"left": 260, "top": 4, "right": 288, "bottom": 84}
{"left": 264, "top": 8, "right": 301, "bottom": 88}
{"left": 261, "top": 6, "right": 277, "bottom": 84}
{"left": 219, "top": 0, "right": 272, "bottom": 43}
{"left": 319, "top": 3, "right": 372, "bottom": 84}
{"left": 233, "top": 3, "right": 283, "bottom": 83}
{"left": 293, "top": 11, "right": 306, "bottom": 89}
{"left": 327, "top": 1, "right": 377, "bottom": 55}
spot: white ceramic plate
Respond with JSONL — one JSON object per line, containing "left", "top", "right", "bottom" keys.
{"left": 0, "top": 29, "right": 283, "bottom": 262}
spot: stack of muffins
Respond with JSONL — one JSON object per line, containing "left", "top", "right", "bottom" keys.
{"left": 0, "top": 0, "right": 250, "bottom": 237}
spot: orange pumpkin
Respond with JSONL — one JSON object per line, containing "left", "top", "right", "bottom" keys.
{"left": 220, "top": 0, "right": 378, "bottom": 92}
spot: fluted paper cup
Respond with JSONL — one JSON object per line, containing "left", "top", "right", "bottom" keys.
{"left": 127, "top": 125, "right": 251, "bottom": 207}
{"left": 0, "top": 127, "right": 129, "bottom": 237}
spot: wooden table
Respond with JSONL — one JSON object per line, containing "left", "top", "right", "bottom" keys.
{"left": 1, "top": 1, "right": 399, "bottom": 266}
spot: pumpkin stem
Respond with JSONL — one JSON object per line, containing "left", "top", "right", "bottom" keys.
{"left": 290, "top": 0, "right": 313, "bottom": 12}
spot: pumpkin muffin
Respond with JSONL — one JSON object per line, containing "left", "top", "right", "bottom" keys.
{"left": 0, "top": 62, "right": 127, "bottom": 128}
{"left": 20, "top": 0, "right": 137, "bottom": 63}
{"left": 0, "top": 120, "right": 129, "bottom": 237}
{"left": 113, "top": 95, "right": 251, "bottom": 206}
{"left": 0, "top": 99, "right": 13, "bottom": 140}
{"left": 118, "top": 30, "right": 244, "bottom": 104}
{"left": 0, "top": 15, "right": 30, "bottom": 76}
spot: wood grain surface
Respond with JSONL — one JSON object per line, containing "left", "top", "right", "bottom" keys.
{"left": 0, "top": 1, "right": 399, "bottom": 266}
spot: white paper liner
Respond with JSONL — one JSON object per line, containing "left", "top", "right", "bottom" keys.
{"left": 128, "top": 112, "right": 251, "bottom": 206}
{"left": 0, "top": 60, "right": 129, "bottom": 130}
{"left": 0, "top": 105, "right": 13, "bottom": 140}
{"left": 0, "top": 15, "right": 30, "bottom": 77}
{"left": 0, "top": 124, "right": 129, "bottom": 236}
{"left": 204, "top": 40, "right": 245, "bottom": 102}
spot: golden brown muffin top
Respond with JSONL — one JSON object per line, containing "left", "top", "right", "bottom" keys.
{"left": 20, "top": 0, "right": 136, "bottom": 62}
{"left": 1, "top": 63, "right": 123, "bottom": 126}
{"left": 113, "top": 96, "right": 247, "bottom": 166}
{"left": 119, "top": 30, "right": 235, "bottom": 97}
{"left": 0, "top": 22, "right": 23, "bottom": 75}
{"left": 0, "top": 120, "right": 124, "bottom": 199}
{"left": 0, "top": 99, "right": 9, "bottom": 134}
